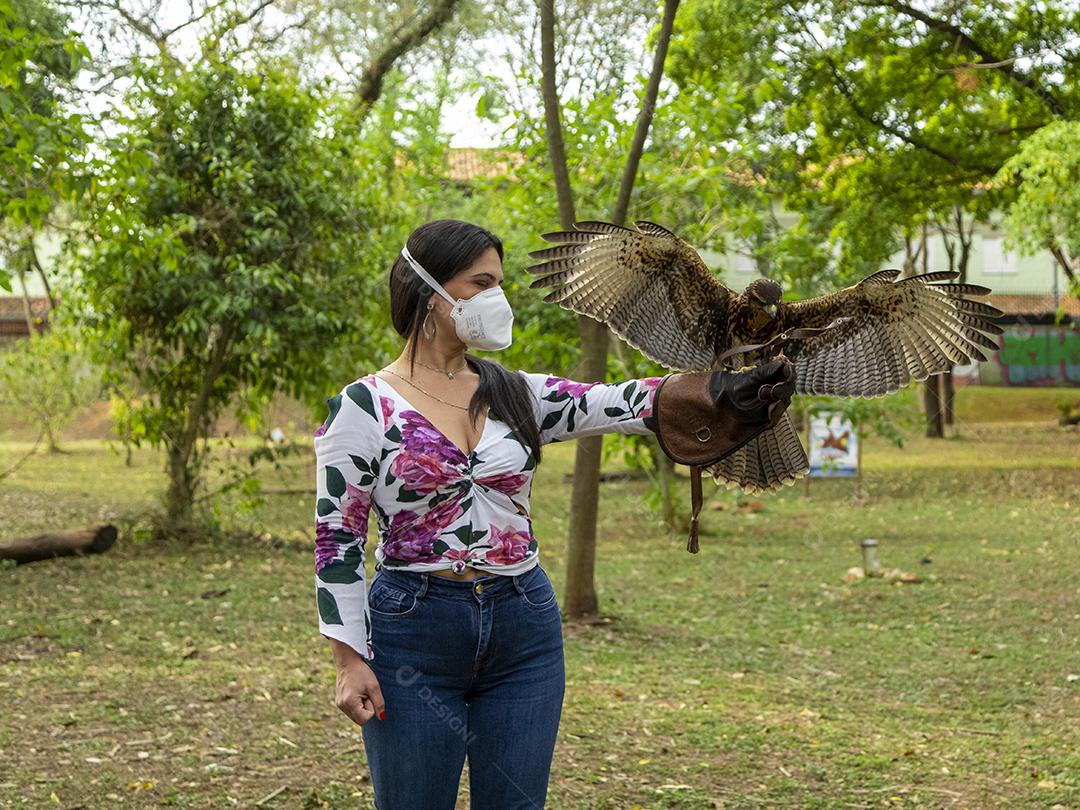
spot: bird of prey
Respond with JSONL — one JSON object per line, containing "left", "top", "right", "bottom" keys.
{"left": 525, "top": 220, "right": 1004, "bottom": 493}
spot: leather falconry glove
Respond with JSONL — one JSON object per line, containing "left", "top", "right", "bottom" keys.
{"left": 645, "top": 359, "right": 796, "bottom": 553}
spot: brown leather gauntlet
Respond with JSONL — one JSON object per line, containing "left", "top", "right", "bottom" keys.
{"left": 645, "top": 359, "right": 796, "bottom": 553}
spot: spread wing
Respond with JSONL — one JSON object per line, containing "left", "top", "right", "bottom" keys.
{"left": 525, "top": 220, "right": 736, "bottom": 372}
{"left": 784, "top": 269, "right": 1004, "bottom": 397}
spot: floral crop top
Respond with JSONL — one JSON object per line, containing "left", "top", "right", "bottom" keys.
{"left": 313, "top": 369, "right": 663, "bottom": 661}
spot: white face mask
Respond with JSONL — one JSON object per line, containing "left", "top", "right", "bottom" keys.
{"left": 401, "top": 242, "right": 514, "bottom": 351}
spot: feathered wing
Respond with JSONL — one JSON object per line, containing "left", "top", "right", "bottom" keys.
{"left": 783, "top": 270, "right": 1004, "bottom": 397}
{"left": 525, "top": 220, "right": 735, "bottom": 372}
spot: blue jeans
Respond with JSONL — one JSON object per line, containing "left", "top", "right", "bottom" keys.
{"left": 360, "top": 563, "right": 565, "bottom": 810}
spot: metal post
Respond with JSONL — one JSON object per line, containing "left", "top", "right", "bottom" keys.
{"left": 861, "top": 538, "right": 881, "bottom": 576}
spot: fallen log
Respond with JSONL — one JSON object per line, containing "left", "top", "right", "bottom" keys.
{"left": 0, "top": 524, "right": 117, "bottom": 564}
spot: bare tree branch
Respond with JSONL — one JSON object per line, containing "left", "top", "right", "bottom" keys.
{"left": 612, "top": 0, "right": 679, "bottom": 225}
{"left": 161, "top": 0, "right": 232, "bottom": 39}
{"left": 353, "top": 0, "right": 463, "bottom": 114}
{"left": 1048, "top": 243, "right": 1079, "bottom": 287}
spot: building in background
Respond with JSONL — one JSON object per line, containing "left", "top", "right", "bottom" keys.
{"left": 0, "top": 295, "right": 52, "bottom": 346}
{"left": 701, "top": 212, "right": 1078, "bottom": 388}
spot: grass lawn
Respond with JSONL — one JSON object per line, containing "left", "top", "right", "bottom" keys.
{"left": 1, "top": 386, "right": 1078, "bottom": 809}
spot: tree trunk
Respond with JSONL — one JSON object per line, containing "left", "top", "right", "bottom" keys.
{"left": 164, "top": 438, "right": 198, "bottom": 534}
{"left": 17, "top": 267, "right": 36, "bottom": 337}
{"left": 1048, "top": 243, "right": 1079, "bottom": 297}
{"left": 942, "top": 369, "right": 955, "bottom": 428}
{"left": 923, "top": 376, "right": 943, "bottom": 438}
{"left": 563, "top": 320, "right": 609, "bottom": 616}
{"left": 539, "top": 0, "right": 576, "bottom": 231}
{"left": 611, "top": 0, "right": 680, "bottom": 223}
{"left": 539, "top": 0, "right": 680, "bottom": 618}
{"left": 1, "top": 525, "right": 117, "bottom": 564}
{"left": 28, "top": 234, "right": 57, "bottom": 311}
{"left": 159, "top": 325, "right": 231, "bottom": 539}
{"left": 653, "top": 443, "right": 677, "bottom": 529}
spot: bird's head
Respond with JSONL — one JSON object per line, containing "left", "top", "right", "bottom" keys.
{"left": 742, "top": 277, "right": 783, "bottom": 321}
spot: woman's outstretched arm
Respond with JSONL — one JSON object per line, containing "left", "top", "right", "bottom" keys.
{"left": 516, "top": 370, "right": 663, "bottom": 444}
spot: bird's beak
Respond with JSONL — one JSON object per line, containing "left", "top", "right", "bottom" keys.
{"left": 764, "top": 303, "right": 777, "bottom": 319}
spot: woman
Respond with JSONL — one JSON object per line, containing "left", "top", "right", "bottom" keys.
{"left": 313, "top": 219, "right": 789, "bottom": 809}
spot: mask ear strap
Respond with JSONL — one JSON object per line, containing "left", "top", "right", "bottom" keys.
{"left": 402, "top": 244, "right": 460, "bottom": 311}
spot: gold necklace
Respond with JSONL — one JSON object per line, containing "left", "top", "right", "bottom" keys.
{"left": 416, "top": 357, "right": 468, "bottom": 379}
{"left": 381, "top": 368, "right": 473, "bottom": 412}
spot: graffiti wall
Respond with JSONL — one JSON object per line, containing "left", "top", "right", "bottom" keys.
{"left": 968, "top": 325, "right": 1080, "bottom": 386}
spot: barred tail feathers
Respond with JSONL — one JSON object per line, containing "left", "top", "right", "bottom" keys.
{"left": 703, "top": 411, "right": 808, "bottom": 494}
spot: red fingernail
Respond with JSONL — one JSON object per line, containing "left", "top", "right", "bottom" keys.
{"left": 378, "top": 710, "right": 386, "bottom": 721}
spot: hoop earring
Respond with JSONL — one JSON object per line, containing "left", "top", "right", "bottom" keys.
{"left": 422, "top": 303, "right": 436, "bottom": 340}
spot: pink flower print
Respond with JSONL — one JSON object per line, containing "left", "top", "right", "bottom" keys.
{"left": 400, "top": 410, "right": 466, "bottom": 463}
{"left": 340, "top": 482, "right": 373, "bottom": 535}
{"left": 379, "top": 395, "right": 395, "bottom": 425}
{"left": 638, "top": 376, "right": 662, "bottom": 418}
{"left": 314, "top": 522, "right": 339, "bottom": 573}
{"left": 484, "top": 524, "right": 533, "bottom": 565}
{"left": 474, "top": 471, "right": 528, "bottom": 496}
{"left": 313, "top": 423, "right": 328, "bottom": 438}
{"left": 391, "top": 449, "right": 462, "bottom": 495}
{"left": 384, "top": 497, "right": 464, "bottom": 563}
{"left": 544, "top": 376, "right": 599, "bottom": 398}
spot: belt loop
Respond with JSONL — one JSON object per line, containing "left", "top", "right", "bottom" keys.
{"left": 511, "top": 571, "right": 526, "bottom": 595}
{"left": 416, "top": 572, "right": 429, "bottom": 599}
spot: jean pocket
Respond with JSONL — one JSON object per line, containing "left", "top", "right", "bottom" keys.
{"left": 368, "top": 578, "right": 420, "bottom": 617}
{"left": 518, "top": 567, "right": 557, "bottom": 611}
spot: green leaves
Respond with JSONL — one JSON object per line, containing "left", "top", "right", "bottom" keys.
{"left": 346, "top": 383, "right": 378, "bottom": 424}
{"left": 324, "top": 466, "right": 346, "bottom": 498}
{"left": 317, "top": 547, "right": 364, "bottom": 585}
{"left": 316, "top": 588, "right": 343, "bottom": 624}
{"left": 323, "top": 393, "right": 342, "bottom": 432}
{"left": 996, "top": 120, "right": 1080, "bottom": 288}
{"left": 0, "top": 0, "right": 89, "bottom": 290}
{"left": 668, "top": 0, "right": 1080, "bottom": 288}
{"left": 67, "top": 48, "right": 384, "bottom": 527}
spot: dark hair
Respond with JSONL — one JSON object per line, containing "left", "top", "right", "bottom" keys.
{"left": 389, "top": 219, "right": 543, "bottom": 465}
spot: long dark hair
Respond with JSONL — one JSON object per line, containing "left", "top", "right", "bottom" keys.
{"left": 388, "top": 219, "right": 543, "bottom": 465}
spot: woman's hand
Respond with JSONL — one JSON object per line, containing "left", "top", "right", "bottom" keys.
{"left": 329, "top": 639, "right": 386, "bottom": 726}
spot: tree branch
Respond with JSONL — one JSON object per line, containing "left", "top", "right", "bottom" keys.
{"left": 27, "top": 234, "right": 56, "bottom": 310}
{"left": 354, "top": 0, "right": 462, "bottom": 115}
{"left": 539, "top": 0, "right": 576, "bottom": 229}
{"left": 822, "top": 54, "right": 998, "bottom": 174}
{"left": 1048, "top": 243, "right": 1078, "bottom": 287}
{"left": 612, "top": 0, "right": 679, "bottom": 226}
{"left": 884, "top": 0, "right": 1065, "bottom": 117}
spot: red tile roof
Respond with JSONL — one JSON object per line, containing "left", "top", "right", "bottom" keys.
{"left": 446, "top": 148, "right": 525, "bottom": 182}
{"left": 0, "top": 296, "right": 52, "bottom": 320}
{"left": 984, "top": 293, "right": 1080, "bottom": 317}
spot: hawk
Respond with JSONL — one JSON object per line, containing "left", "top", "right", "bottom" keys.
{"left": 525, "top": 220, "right": 1004, "bottom": 493}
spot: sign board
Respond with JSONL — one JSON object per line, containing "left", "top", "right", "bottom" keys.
{"left": 808, "top": 412, "right": 859, "bottom": 477}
